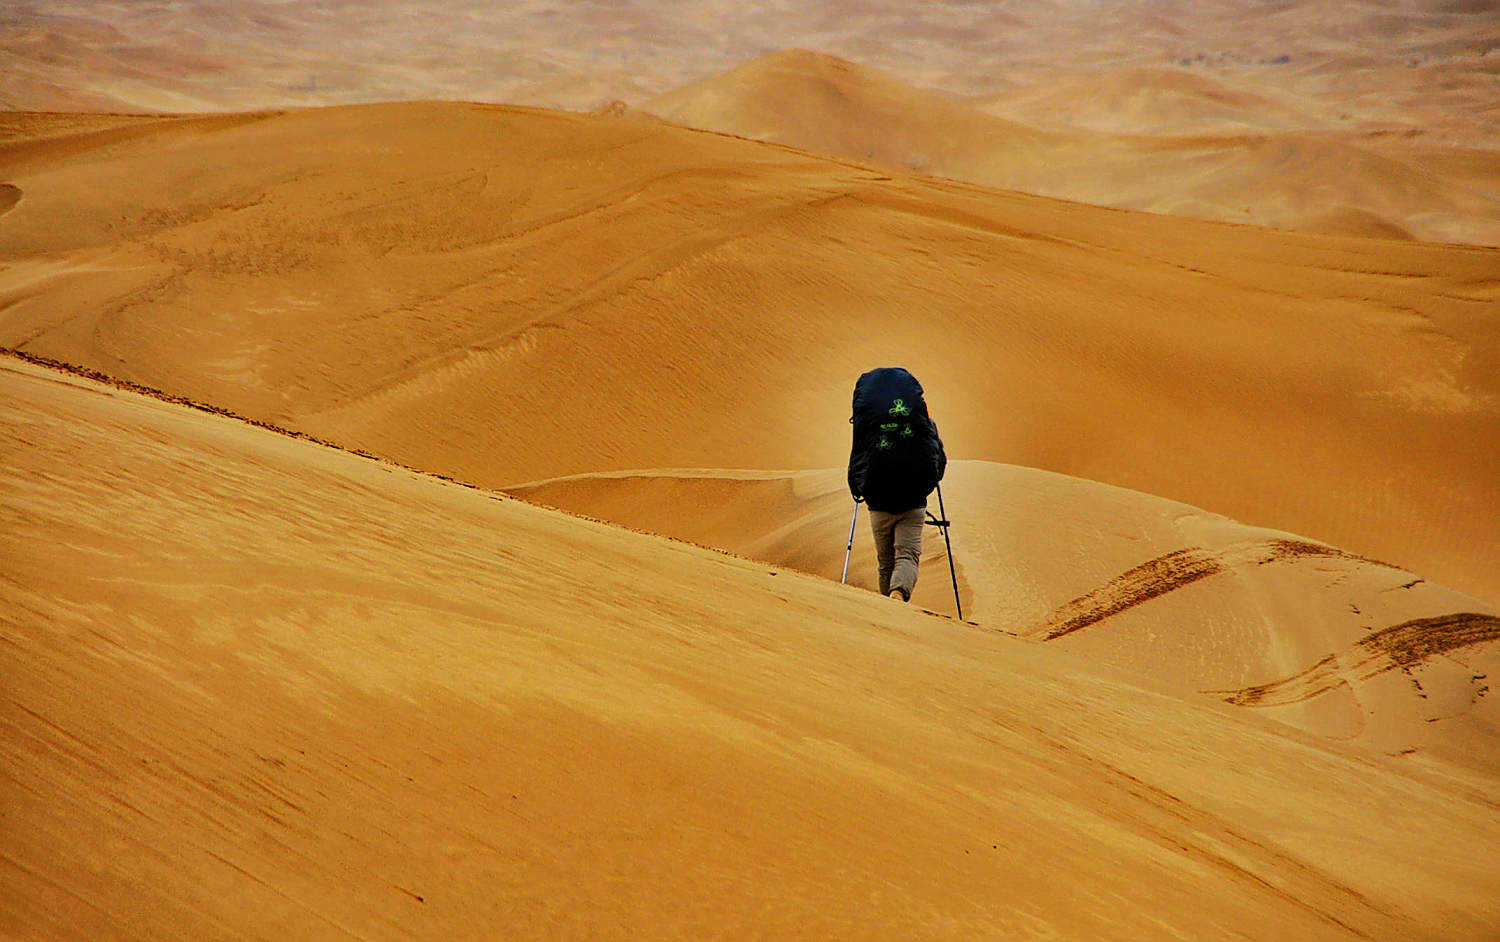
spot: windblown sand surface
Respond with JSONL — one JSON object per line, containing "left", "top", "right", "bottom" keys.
{"left": 3, "top": 4, "right": 1500, "bottom": 937}
{"left": 6, "top": 355, "right": 1500, "bottom": 940}
{"left": 2, "top": 102, "right": 1496, "bottom": 603}
{"left": 510, "top": 464, "right": 1500, "bottom": 774}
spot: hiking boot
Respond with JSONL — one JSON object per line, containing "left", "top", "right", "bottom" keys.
{"left": 888, "top": 587, "right": 909, "bottom": 602}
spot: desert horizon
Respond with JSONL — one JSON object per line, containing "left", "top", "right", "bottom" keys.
{"left": 3, "top": 2, "right": 1499, "bottom": 939}
{"left": 5, "top": 1, "right": 1499, "bottom": 242}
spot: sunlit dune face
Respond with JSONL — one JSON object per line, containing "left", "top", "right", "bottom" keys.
{"left": 0, "top": 98, "right": 1496, "bottom": 599}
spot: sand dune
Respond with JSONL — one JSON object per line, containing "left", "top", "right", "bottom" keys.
{"left": 6, "top": 355, "right": 1500, "bottom": 939}
{"left": 6, "top": 2, "right": 1495, "bottom": 130}
{"left": 5, "top": 2, "right": 1496, "bottom": 241}
{"left": 3, "top": 7, "right": 1500, "bottom": 935}
{"left": 642, "top": 49, "right": 1500, "bottom": 243}
{"left": 642, "top": 49, "right": 1062, "bottom": 176}
{"left": 507, "top": 462, "right": 1500, "bottom": 773}
{"left": 2, "top": 5, "right": 1500, "bottom": 936}
{"left": 969, "top": 66, "right": 1328, "bottom": 136}
{"left": 2, "top": 101, "right": 1496, "bottom": 606}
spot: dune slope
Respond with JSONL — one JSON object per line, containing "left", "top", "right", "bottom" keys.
{"left": 5, "top": 355, "right": 1500, "bottom": 939}
{"left": 1, "top": 101, "right": 1496, "bottom": 605}
{"left": 508, "top": 463, "right": 1500, "bottom": 772}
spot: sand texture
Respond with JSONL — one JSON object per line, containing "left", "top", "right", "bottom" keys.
{"left": 5, "top": 356, "right": 1500, "bottom": 939}
{"left": 3, "top": 3, "right": 1500, "bottom": 938}
{"left": 2, "top": 102, "right": 1496, "bottom": 603}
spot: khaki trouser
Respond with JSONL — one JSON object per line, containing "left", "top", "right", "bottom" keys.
{"left": 868, "top": 505, "right": 926, "bottom": 600}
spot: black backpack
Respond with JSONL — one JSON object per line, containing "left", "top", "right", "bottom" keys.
{"left": 847, "top": 367, "right": 946, "bottom": 512}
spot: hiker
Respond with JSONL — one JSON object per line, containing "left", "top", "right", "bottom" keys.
{"left": 847, "top": 367, "right": 946, "bottom": 602}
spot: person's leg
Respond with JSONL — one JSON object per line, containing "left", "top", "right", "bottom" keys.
{"left": 887, "top": 506, "right": 927, "bottom": 601}
{"left": 867, "top": 509, "right": 897, "bottom": 596}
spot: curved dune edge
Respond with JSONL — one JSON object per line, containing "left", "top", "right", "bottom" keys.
{"left": 7, "top": 348, "right": 1500, "bottom": 940}
{"left": 8, "top": 345, "right": 1496, "bottom": 775}
{"left": 642, "top": 50, "right": 1500, "bottom": 245}
{"left": 506, "top": 462, "right": 1500, "bottom": 771}
{"left": 1, "top": 101, "right": 1496, "bottom": 606}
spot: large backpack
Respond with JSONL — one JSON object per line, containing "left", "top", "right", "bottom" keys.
{"left": 848, "top": 367, "right": 945, "bottom": 512}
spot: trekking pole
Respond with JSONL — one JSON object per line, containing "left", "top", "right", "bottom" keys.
{"left": 841, "top": 502, "right": 860, "bottom": 584}
{"left": 934, "top": 483, "right": 962, "bottom": 620}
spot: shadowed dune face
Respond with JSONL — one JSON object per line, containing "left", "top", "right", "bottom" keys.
{"left": 1, "top": 102, "right": 1497, "bottom": 604}
{"left": 7, "top": 356, "right": 1500, "bottom": 940}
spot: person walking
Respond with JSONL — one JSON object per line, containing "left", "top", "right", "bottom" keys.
{"left": 846, "top": 367, "right": 946, "bottom": 602}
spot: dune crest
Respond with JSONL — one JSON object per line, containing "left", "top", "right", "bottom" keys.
{"left": 2, "top": 101, "right": 1494, "bottom": 604}
{"left": 643, "top": 50, "right": 1500, "bottom": 244}
{"left": 970, "top": 65, "right": 1325, "bottom": 135}
{"left": 1210, "top": 612, "right": 1500, "bottom": 707}
{"left": 5, "top": 2, "right": 1496, "bottom": 242}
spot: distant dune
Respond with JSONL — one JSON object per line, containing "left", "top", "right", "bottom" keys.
{"left": 4, "top": 2, "right": 1496, "bottom": 242}
{"left": 642, "top": 49, "right": 1500, "bottom": 243}
{"left": 2, "top": 101, "right": 1496, "bottom": 605}
{"left": 969, "top": 66, "right": 1327, "bottom": 135}
{"left": 643, "top": 48, "right": 1061, "bottom": 175}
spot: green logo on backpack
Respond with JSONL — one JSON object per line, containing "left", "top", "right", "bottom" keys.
{"left": 888, "top": 398, "right": 910, "bottom": 417}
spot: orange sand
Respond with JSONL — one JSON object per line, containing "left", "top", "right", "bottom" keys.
{"left": 3, "top": 5, "right": 1499, "bottom": 936}
{"left": 5, "top": 356, "right": 1499, "bottom": 939}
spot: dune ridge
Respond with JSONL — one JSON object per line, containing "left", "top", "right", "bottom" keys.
{"left": 1033, "top": 540, "right": 1400, "bottom": 641}
{"left": 1211, "top": 612, "right": 1500, "bottom": 707}
{"left": 1, "top": 101, "right": 1495, "bottom": 605}
{"left": 642, "top": 49, "right": 1500, "bottom": 244}
{"left": 4, "top": 2, "right": 1496, "bottom": 244}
